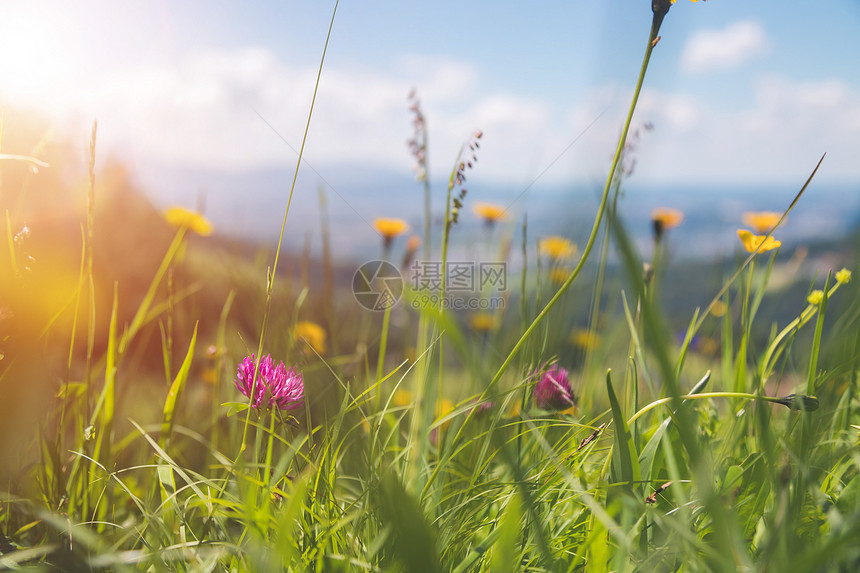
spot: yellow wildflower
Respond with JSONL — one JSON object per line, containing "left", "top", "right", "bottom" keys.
{"left": 294, "top": 321, "right": 327, "bottom": 355}
{"left": 435, "top": 398, "right": 455, "bottom": 431}
{"left": 539, "top": 236, "right": 577, "bottom": 260}
{"left": 469, "top": 312, "right": 495, "bottom": 333}
{"left": 737, "top": 229, "right": 781, "bottom": 254}
{"left": 201, "top": 367, "right": 217, "bottom": 385}
{"left": 402, "top": 235, "right": 422, "bottom": 269}
{"left": 836, "top": 268, "right": 852, "bottom": 284}
{"left": 742, "top": 211, "right": 782, "bottom": 234}
{"left": 651, "top": 207, "right": 684, "bottom": 240}
{"left": 710, "top": 300, "right": 727, "bottom": 318}
{"left": 807, "top": 290, "right": 824, "bottom": 306}
{"left": 473, "top": 202, "right": 508, "bottom": 225}
{"left": 571, "top": 328, "right": 601, "bottom": 351}
{"left": 405, "top": 234, "right": 421, "bottom": 252}
{"left": 164, "top": 206, "right": 213, "bottom": 236}
{"left": 393, "top": 388, "right": 413, "bottom": 408}
{"left": 549, "top": 268, "right": 571, "bottom": 285}
{"left": 373, "top": 218, "right": 409, "bottom": 244}
{"left": 201, "top": 344, "right": 222, "bottom": 384}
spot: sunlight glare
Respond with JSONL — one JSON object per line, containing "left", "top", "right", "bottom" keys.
{"left": 0, "top": 5, "right": 81, "bottom": 112}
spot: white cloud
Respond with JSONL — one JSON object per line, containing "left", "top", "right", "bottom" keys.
{"left": 2, "top": 43, "right": 859, "bottom": 192}
{"left": 4, "top": 46, "right": 565, "bottom": 185}
{"left": 681, "top": 20, "right": 768, "bottom": 73}
{"left": 629, "top": 77, "right": 860, "bottom": 184}
{"left": 637, "top": 91, "right": 702, "bottom": 132}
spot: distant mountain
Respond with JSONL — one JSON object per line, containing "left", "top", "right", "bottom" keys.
{"left": 136, "top": 162, "right": 860, "bottom": 266}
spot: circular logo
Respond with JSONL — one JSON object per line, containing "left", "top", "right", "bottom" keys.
{"left": 352, "top": 260, "right": 403, "bottom": 311}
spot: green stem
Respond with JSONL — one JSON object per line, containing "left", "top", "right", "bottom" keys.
{"left": 760, "top": 278, "right": 844, "bottom": 382}
{"left": 688, "top": 155, "right": 826, "bottom": 338}
{"left": 376, "top": 305, "right": 392, "bottom": 412}
{"left": 484, "top": 15, "right": 662, "bottom": 395}
{"left": 436, "top": 145, "right": 465, "bottom": 427}
{"left": 422, "top": 129, "right": 432, "bottom": 262}
{"left": 424, "top": 6, "right": 670, "bottom": 498}
{"left": 264, "top": 409, "right": 276, "bottom": 503}
{"left": 241, "top": 1, "right": 338, "bottom": 453}
{"left": 627, "top": 391, "right": 812, "bottom": 426}
{"left": 806, "top": 274, "right": 830, "bottom": 395}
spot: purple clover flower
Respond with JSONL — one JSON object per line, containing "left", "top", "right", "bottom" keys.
{"left": 533, "top": 365, "right": 576, "bottom": 411}
{"left": 235, "top": 354, "right": 304, "bottom": 410}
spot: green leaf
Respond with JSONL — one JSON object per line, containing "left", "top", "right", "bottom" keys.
{"left": 92, "top": 284, "right": 119, "bottom": 461}
{"left": 490, "top": 494, "right": 522, "bottom": 573}
{"left": 639, "top": 371, "right": 710, "bottom": 481}
{"left": 377, "top": 472, "right": 442, "bottom": 573}
{"left": 607, "top": 370, "right": 640, "bottom": 486}
{"left": 836, "top": 475, "right": 860, "bottom": 514}
{"left": 160, "top": 322, "right": 198, "bottom": 449}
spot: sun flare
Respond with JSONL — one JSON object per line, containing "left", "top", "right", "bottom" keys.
{"left": 0, "top": 5, "right": 82, "bottom": 111}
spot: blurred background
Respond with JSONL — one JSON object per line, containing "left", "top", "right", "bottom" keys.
{"left": 1, "top": 0, "right": 859, "bottom": 484}
{"left": 0, "top": 0, "right": 859, "bottom": 262}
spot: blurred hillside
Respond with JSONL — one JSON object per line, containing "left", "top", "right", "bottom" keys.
{"left": 0, "top": 119, "right": 313, "bottom": 466}
{"left": 2, "top": 113, "right": 858, "bottom": 471}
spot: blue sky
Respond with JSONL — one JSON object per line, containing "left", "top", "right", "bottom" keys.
{"left": 1, "top": 1, "right": 860, "bottom": 255}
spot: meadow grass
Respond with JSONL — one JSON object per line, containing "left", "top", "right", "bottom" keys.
{"left": 2, "top": 1, "right": 860, "bottom": 571}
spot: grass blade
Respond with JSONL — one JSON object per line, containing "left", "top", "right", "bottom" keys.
{"left": 606, "top": 370, "right": 640, "bottom": 487}
{"left": 160, "top": 322, "right": 198, "bottom": 449}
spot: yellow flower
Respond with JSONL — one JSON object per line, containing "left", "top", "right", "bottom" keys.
{"left": 402, "top": 235, "right": 422, "bottom": 269}
{"left": 435, "top": 398, "right": 455, "bottom": 431}
{"left": 742, "top": 211, "right": 782, "bottom": 234}
{"left": 373, "top": 218, "right": 409, "bottom": 242}
{"left": 294, "top": 321, "right": 327, "bottom": 355}
{"left": 539, "top": 236, "right": 577, "bottom": 260}
{"left": 469, "top": 312, "right": 495, "bottom": 332}
{"left": 473, "top": 202, "right": 507, "bottom": 224}
{"left": 201, "top": 367, "right": 217, "bottom": 385}
{"left": 710, "top": 300, "right": 727, "bottom": 318}
{"left": 549, "top": 268, "right": 571, "bottom": 285}
{"left": 405, "top": 234, "right": 421, "bottom": 252}
{"left": 393, "top": 388, "right": 413, "bottom": 408}
{"left": 164, "top": 206, "right": 213, "bottom": 236}
{"left": 571, "top": 328, "right": 601, "bottom": 351}
{"left": 737, "top": 229, "right": 781, "bottom": 254}
{"left": 836, "top": 268, "right": 852, "bottom": 284}
{"left": 807, "top": 290, "right": 824, "bottom": 305}
{"left": 651, "top": 207, "right": 683, "bottom": 240}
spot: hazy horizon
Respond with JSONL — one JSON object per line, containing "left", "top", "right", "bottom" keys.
{"left": 137, "top": 161, "right": 860, "bottom": 265}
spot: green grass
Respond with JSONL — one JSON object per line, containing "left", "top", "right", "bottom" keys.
{"left": 3, "top": 2, "right": 860, "bottom": 571}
